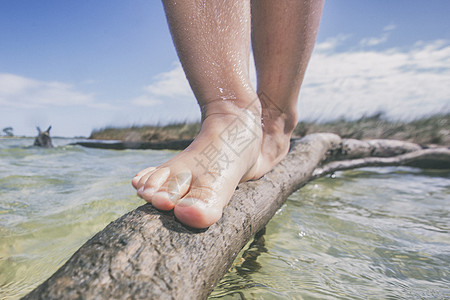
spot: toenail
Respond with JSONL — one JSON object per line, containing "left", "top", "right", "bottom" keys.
{"left": 141, "top": 187, "right": 156, "bottom": 197}
{"left": 178, "top": 197, "right": 208, "bottom": 208}
{"left": 153, "top": 191, "right": 177, "bottom": 203}
{"left": 137, "top": 186, "right": 145, "bottom": 194}
{"left": 137, "top": 186, "right": 153, "bottom": 197}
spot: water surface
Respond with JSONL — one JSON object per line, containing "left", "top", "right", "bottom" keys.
{"left": 0, "top": 138, "right": 449, "bottom": 299}
{"left": 211, "top": 167, "right": 450, "bottom": 299}
{"left": 0, "top": 138, "right": 174, "bottom": 299}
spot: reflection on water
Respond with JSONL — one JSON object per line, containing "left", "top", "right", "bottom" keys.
{"left": 1, "top": 138, "right": 449, "bottom": 299}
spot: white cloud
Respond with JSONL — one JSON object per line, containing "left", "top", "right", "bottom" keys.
{"left": 383, "top": 24, "right": 397, "bottom": 32}
{"left": 144, "top": 63, "right": 192, "bottom": 98}
{"left": 130, "top": 35, "right": 449, "bottom": 124}
{"left": 359, "top": 34, "right": 389, "bottom": 47}
{"left": 299, "top": 38, "right": 450, "bottom": 121}
{"left": 0, "top": 73, "right": 101, "bottom": 109}
{"left": 131, "top": 62, "right": 195, "bottom": 108}
{"left": 314, "top": 34, "right": 352, "bottom": 52}
{"left": 359, "top": 25, "right": 397, "bottom": 47}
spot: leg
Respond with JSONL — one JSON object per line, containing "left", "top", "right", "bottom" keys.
{"left": 251, "top": 0, "right": 324, "bottom": 173}
{"left": 132, "top": 0, "right": 262, "bottom": 228}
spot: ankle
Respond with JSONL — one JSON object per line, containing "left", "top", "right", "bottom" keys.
{"left": 201, "top": 94, "right": 262, "bottom": 123}
{"left": 282, "top": 110, "right": 298, "bottom": 135}
{"left": 262, "top": 108, "right": 297, "bottom": 137}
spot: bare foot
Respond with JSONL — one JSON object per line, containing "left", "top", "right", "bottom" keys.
{"left": 132, "top": 98, "right": 295, "bottom": 228}
{"left": 132, "top": 100, "right": 261, "bottom": 228}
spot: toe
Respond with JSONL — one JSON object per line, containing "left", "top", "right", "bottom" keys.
{"left": 137, "top": 167, "right": 171, "bottom": 201}
{"left": 174, "top": 197, "right": 223, "bottom": 229}
{"left": 150, "top": 192, "right": 176, "bottom": 210}
{"left": 132, "top": 166, "right": 157, "bottom": 189}
{"left": 136, "top": 166, "right": 157, "bottom": 177}
{"left": 151, "top": 171, "right": 192, "bottom": 211}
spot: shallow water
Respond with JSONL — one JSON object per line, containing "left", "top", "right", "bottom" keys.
{"left": 0, "top": 138, "right": 175, "bottom": 299}
{"left": 210, "top": 168, "right": 450, "bottom": 299}
{"left": 0, "top": 138, "right": 449, "bottom": 299}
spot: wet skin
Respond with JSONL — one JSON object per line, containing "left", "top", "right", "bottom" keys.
{"left": 132, "top": 0, "right": 324, "bottom": 228}
{"left": 132, "top": 98, "right": 295, "bottom": 228}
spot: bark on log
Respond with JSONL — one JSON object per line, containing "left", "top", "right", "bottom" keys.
{"left": 23, "top": 134, "right": 450, "bottom": 300}
{"left": 323, "top": 138, "right": 423, "bottom": 161}
{"left": 313, "top": 148, "right": 450, "bottom": 179}
{"left": 313, "top": 138, "right": 450, "bottom": 178}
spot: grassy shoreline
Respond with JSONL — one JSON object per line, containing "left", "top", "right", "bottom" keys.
{"left": 89, "top": 113, "right": 449, "bottom": 146}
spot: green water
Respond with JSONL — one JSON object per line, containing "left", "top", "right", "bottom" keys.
{"left": 1, "top": 138, "right": 449, "bottom": 299}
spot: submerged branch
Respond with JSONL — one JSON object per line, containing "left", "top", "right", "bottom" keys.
{"left": 313, "top": 148, "right": 450, "bottom": 179}
{"left": 23, "top": 134, "right": 449, "bottom": 300}
{"left": 313, "top": 139, "right": 450, "bottom": 179}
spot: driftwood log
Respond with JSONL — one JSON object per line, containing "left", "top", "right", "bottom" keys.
{"left": 23, "top": 133, "right": 449, "bottom": 300}
{"left": 73, "top": 139, "right": 193, "bottom": 151}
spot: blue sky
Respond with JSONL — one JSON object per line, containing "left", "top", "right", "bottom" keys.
{"left": 1, "top": 1, "right": 449, "bottom": 137}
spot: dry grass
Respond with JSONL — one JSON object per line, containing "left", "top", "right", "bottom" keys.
{"left": 90, "top": 113, "right": 449, "bottom": 146}
{"left": 90, "top": 122, "right": 201, "bottom": 142}
{"left": 293, "top": 113, "right": 449, "bottom": 146}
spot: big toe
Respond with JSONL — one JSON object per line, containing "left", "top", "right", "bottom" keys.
{"left": 174, "top": 198, "right": 223, "bottom": 229}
